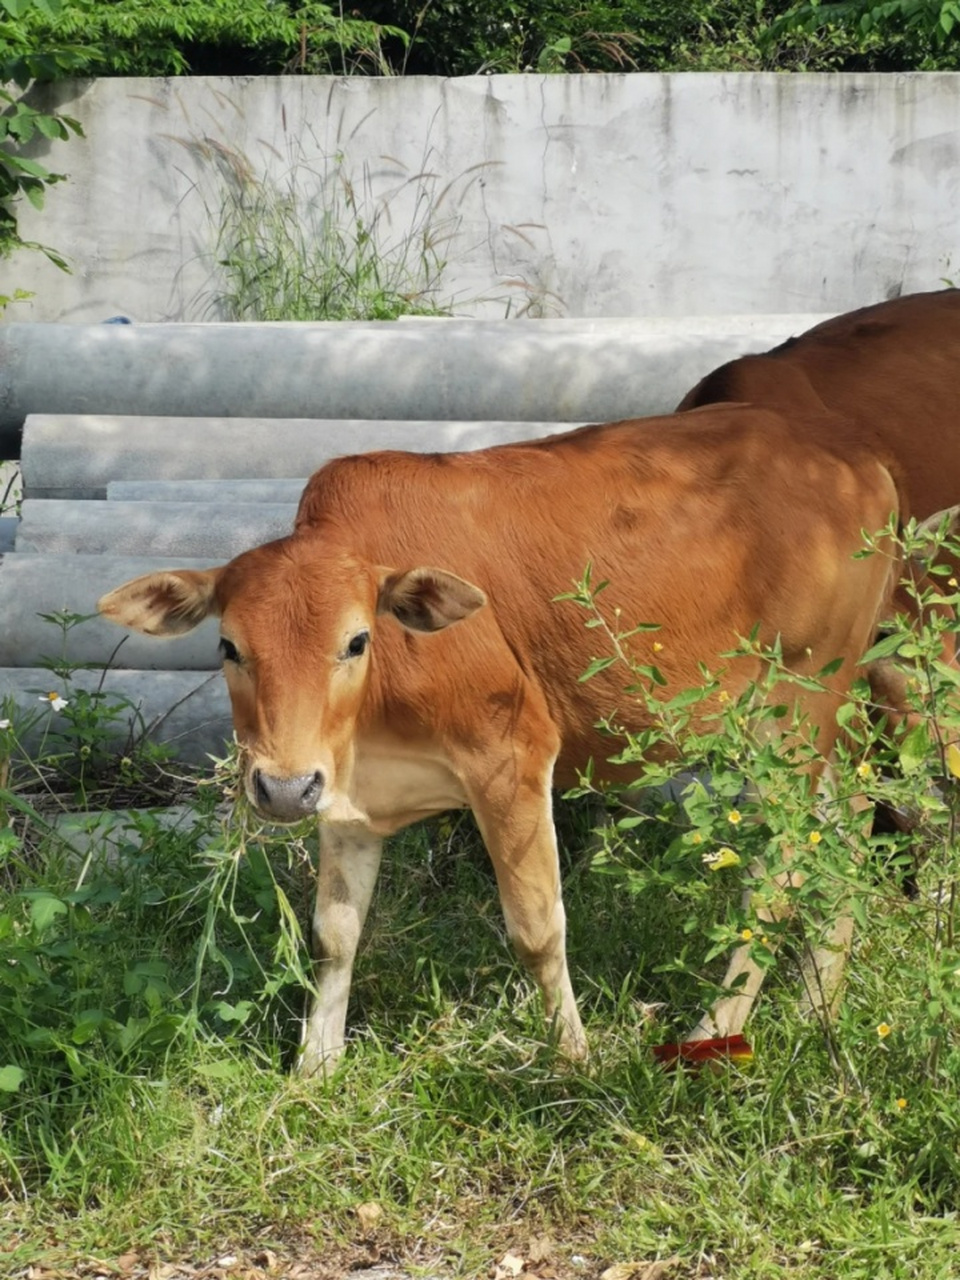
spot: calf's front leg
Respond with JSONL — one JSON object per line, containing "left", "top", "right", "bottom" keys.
{"left": 469, "top": 770, "right": 587, "bottom": 1060}
{"left": 299, "top": 823, "right": 383, "bottom": 1077}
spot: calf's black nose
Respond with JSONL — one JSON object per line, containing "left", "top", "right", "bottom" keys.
{"left": 252, "top": 769, "right": 324, "bottom": 822}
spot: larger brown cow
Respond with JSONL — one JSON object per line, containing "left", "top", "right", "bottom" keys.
{"left": 679, "top": 288, "right": 960, "bottom": 831}
{"left": 679, "top": 289, "right": 960, "bottom": 524}
{"left": 99, "top": 405, "right": 906, "bottom": 1075}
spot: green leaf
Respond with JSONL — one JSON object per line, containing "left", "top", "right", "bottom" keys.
{"left": 860, "top": 632, "right": 906, "bottom": 664}
{"left": 898, "top": 722, "right": 930, "bottom": 774}
{"left": 34, "top": 114, "right": 67, "bottom": 141}
{"left": 579, "top": 655, "right": 616, "bottom": 682}
{"left": 22, "top": 0, "right": 63, "bottom": 16}
{"left": 194, "top": 1060, "right": 244, "bottom": 1081}
{"left": 2, "top": 153, "right": 55, "bottom": 180}
{"left": 615, "top": 815, "right": 645, "bottom": 830}
{"left": 28, "top": 892, "right": 67, "bottom": 932}
{"left": 214, "top": 1000, "right": 255, "bottom": 1024}
{"left": 0, "top": 1064, "right": 24, "bottom": 1092}
{"left": 836, "top": 701, "right": 858, "bottom": 728}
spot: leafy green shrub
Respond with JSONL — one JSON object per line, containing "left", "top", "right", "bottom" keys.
{"left": 770, "top": 1, "right": 960, "bottom": 70}
{"left": 564, "top": 514, "right": 960, "bottom": 1092}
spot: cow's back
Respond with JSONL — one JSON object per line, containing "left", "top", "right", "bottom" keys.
{"left": 678, "top": 289, "right": 960, "bottom": 519}
{"left": 295, "top": 407, "right": 903, "bottom": 785}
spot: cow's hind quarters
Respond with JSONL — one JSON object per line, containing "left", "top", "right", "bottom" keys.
{"left": 97, "top": 568, "right": 221, "bottom": 636}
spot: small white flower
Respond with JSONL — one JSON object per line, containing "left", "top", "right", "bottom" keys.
{"left": 0, "top": 719, "right": 10, "bottom": 730}
{"left": 40, "top": 692, "right": 68, "bottom": 713}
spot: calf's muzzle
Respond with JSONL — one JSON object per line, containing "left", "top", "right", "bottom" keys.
{"left": 252, "top": 768, "right": 325, "bottom": 822}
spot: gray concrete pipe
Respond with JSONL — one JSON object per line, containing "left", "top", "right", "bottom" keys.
{"left": 0, "top": 316, "right": 829, "bottom": 458}
{"left": 16, "top": 500, "right": 297, "bottom": 557}
{"left": 0, "top": 554, "right": 221, "bottom": 670}
{"left": 21, "top": 414, "right": 574, "bottom": 500}
{"left": 108, "top": 478, "right": 309, "bottom": 503}
{"left": 0, "top": 667, "right": 230, "bottom": 764}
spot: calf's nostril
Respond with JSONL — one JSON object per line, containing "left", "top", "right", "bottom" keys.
{"left": 254, "top": 768, "right": 270, "bottom": 809}
{"left": 300, "top": 770, "right": 324, "bottom": 807}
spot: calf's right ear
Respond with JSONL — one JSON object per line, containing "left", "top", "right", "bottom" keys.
{"left": 97, "top": 569, "right": 222, "bottom": 636}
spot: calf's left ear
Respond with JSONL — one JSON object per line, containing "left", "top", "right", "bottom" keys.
{"left": 378, "top": 566, "right": 487, "bottom": 633}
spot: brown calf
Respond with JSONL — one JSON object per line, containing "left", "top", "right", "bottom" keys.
{"left": 100, "top": 406, "right": 905, "bottom": 1074}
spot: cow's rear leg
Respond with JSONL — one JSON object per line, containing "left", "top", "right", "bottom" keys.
{"left": 688, "top": 869, "right": 853, "bottom": 1040}
{"left": 796, "top": 913, "right": 855, "bottom": 1023}
{"left": 299, "top": 823, "right": 383, "bottom": 1077}
{"left": 687, "top": 859, "right": 797, "bottom": 1042}
{"left": 469, "top": 773, "right": 587, "bottom": 1060}
{"left": 688, "top": 769, "right": 867, "bottom": 1043}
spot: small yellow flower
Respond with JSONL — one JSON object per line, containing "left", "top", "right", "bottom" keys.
{"left": 740, "top": 928, "right": 754, "bottom": 942}
{"left": 760, "top": 935, "right": 770, "bottom": 947}
{"left": 691, "top": 832, "right": 703, "bottom": 845}
{"left": 896, "top": 1097, "right": 908, "bottom": 1110}
{"left": 652, "top": 641, "right": 663, "bottom": 653}
{"left": 727, "top": 809, "right": 743, "bottom": 825}
{"left": 809, "top": 830, "right": 822, "bottom": 846}
{"left": 718, "top": 690, "right": 731, "bottom": 704}
{"left": 877, "top": 1022, "right": 892, "bottom": 1039}
{"left": 856, "top": 762, "right": 872, "bottom": 780}
{"left": 703, "top": 846, "right": 741, "bottom": 871}
{"left": 949, "top": 577, "right": 958, "bottom": 589}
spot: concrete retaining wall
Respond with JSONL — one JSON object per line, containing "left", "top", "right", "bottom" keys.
{"left": 6, "top": 74, "right": 960, "bottom": 325}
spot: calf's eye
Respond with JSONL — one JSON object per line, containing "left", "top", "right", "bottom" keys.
{"left": 345, "top": 630, "right": 369, "bottom": 659}
{"left": 219, "top": 637, "right": 240, "bottom": 664}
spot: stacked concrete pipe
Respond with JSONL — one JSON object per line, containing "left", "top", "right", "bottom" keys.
{"left": 0, "top": 314, "right": 830, "bottom": 763}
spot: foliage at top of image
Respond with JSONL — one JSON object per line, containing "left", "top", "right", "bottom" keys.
{"left": 293, "top": 0, "right": 960, "bottom": 74}
{"left": 7, "top": 0, "right": 408, "bottom": 76}
{"left": 7, "top": 0, "right": 960, "bottom": 78}
{"left": 771, "top": 0, "right": 960, "bottom": 47}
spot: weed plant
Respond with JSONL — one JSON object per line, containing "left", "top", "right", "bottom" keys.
{"left": 2, "top": 529, "right": 960, "bottom": 1277}
{"left": 183, "top": 130, "right": 472, "bottom": 322}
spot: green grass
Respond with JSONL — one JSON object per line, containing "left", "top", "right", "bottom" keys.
{"left": 183, "top": 132, "right": 471, "bottom": 323}
{"left": 2, "top": 790, "right": 959, "bottom": 1279}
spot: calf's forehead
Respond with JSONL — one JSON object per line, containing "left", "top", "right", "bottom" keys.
{"left": 214, "top": 540, "right": 377, "bottom": 641}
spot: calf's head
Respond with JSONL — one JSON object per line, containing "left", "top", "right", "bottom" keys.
{"left": 98, "top": 538, "right": 485, "bottom": 824}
